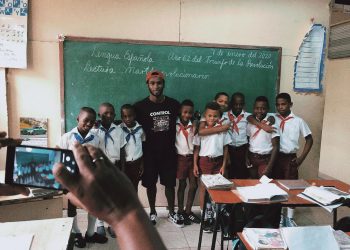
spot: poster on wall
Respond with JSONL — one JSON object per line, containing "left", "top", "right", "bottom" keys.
{"left": 20, "top": 117, "right": 48, "bottom": 147}
{"left": 0, "top": 0, "right": 28, "bottom": 68}
{"left": 293, "top": 24, "right": 326, "bottom": 92}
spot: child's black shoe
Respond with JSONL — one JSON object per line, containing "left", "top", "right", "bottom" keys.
{"left": 84, "top": 232, "right": 108, "bottom": 244}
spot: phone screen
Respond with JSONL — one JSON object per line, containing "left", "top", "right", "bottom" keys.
{"left": 6, "top": 145, "right": 77, "bottom": 190}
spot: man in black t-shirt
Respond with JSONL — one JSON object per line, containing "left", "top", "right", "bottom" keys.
{"left": 134, "top": 70, "right": 184, "bottom": 227}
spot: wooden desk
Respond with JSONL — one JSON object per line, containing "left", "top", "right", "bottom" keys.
{"left": 0, "top": 218, "right": 73, "bottom": 250}
{"left": 0, "top": 190, "right": 63, "bottom": 222}
{"left": 197, "top": 179, "right": 350, "bottom": 250}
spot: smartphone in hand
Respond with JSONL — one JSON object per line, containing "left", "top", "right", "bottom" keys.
{"left": 5, "top": 145, "right": 78, "bottom": 190}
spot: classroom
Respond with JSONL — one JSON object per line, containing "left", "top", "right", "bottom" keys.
{"left": 0, "top": 0, "right": 349, "bottom": 249}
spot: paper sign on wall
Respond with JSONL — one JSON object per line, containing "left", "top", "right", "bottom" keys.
{"left": 0, "top": 0, "right": 28, "bottom": 68}
{"left": 293, "top": 24, "right": 326, "bottom": 92}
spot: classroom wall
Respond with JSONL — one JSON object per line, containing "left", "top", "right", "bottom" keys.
{"left": 319, "top": 58, "right": 350, "bottom": 183}
{"left": 319, "top": 3, "right": 350, "bottom": 184}
{"left": 1, "top": 0, "right": 331, "bottom": 205}
{"left": 0, "top": 69, "right": 8, "bottom": 169}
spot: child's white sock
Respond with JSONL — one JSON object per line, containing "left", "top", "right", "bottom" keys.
{"left": 72, "top": 216, "right": 81, "bottom": 234}
{"left": 205, "top": 202, "right": 212, "bottom": 220}
{"left": 86, "top": 214, "right": 96, "bottom": 236}
{"left": 287, "top": 207, "right": 295, "bottom": 219}
{"left": 96, "top": 219, "right": 104, "bottom": 227}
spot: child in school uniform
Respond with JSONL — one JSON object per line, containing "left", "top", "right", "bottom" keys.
{"left": 245, "top": 97, "right": 282, "bottom": 229}
{"left": 94, "top": 102, "right": 126, "bottom": 238}
{"left": 193, "top": 102, "right": 232, "bottom": 232}
{"left": 222, "top": 92, "right": 250, "bottom": 179}
{"left": 246, "top": 96, "right": 280, "bottom": 178}
{"left": 119, "top": 104, "right": 145, "bottom": 191}
{"left": 214, "top": 92, "right": 229, "bottom": 113}
{"left": 273, "top": 93, "right": 313, "bottom": 223}
{"left": 58, "top": 107, "right": 108, "bottom": 248}
{"left": 175, "top": 100, "right": 200, "bottom": 225}
{"left": 197, "top": 92, "right": 231, "bottom": 136}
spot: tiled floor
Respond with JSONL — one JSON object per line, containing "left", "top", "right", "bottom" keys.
{"left": 70, "top": 206, "right": 350, "bottom": 249}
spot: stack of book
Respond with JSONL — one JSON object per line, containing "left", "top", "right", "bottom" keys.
{"left": 200, "top": 174, "right": 233, "bottom": 190}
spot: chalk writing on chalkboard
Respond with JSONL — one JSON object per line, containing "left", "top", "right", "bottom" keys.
{"left": 80, "top": 46, "right": 275, "bottom": 80}
{"left": 61, "top": 37, "right": 281, "bottom": 131}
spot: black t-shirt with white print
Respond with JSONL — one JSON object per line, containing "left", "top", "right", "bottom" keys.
{"left": 134, "top": 96, "right": 180, "bottom": 153}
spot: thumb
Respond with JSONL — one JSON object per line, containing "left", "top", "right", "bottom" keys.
{"left": 53, "top": 163, "right": 79, "bottom": 192}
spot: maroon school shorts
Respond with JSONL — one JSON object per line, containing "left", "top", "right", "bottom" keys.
{"left": 273, "top": 152, "right": 298, "bottom": 179}
{"left": 248, "top": 151, "right": 271, "bottom": 178}
{"left": 228, "top": 144, "right": 249, "bottom": 179}
{"left": 199, "top": 156, "right": 223, "bottom": 175}
{"left": 124, "top": 157, "right": 143, "bottom": 190}
{"left": 176, "top": 154, "right": 194, "bottom": 179}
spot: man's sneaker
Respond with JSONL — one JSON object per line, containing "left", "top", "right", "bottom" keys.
{"left": 202, "top": 219, "right": 213, "bottom": 233}
{"left": 84, "top": 232, "right": 108, "bottom": 244}
{"left": 96, "top": 226, "right": 106, "bottom": 236}
{"left": 107, "top": 226, "right": 116, "bottom": 238}
{"left": 168, "top": 212, "right": 184, "bottom": 228}
{"left": 188, "top": 212, "right": 201, "bottom": 224}
{"left": 150, "top": 212, "right": 157, "bottom": 225}
{"left": 73, "top": 233, "right": 86, "bottom": 248}
{"left": 180, "top": 212, "right": 192, "bottom": 225}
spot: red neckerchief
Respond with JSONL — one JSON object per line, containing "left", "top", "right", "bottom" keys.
{"left": 252, "top": 120, "right": 268, "bottom": 139}
{"left": 228, "top": 112, "right": 244, "bottom": 134}
{"left": 277, "top": 114, "right": 294, "bottom": 133}
{"left": 177, "top": 122, "right": 192, "bottom": 149}
{"left": 216, "top": 117, "right": 226, "bottom": 126}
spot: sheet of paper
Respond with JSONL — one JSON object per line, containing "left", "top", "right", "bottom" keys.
{"left": 0, "top": 0, "right": 28, "bottom": 68}
{"left": 0, "top": 233, "right": 33, "bottom": 250}
{"left": 259, "top": 175, "right": 272, "bottom": 184}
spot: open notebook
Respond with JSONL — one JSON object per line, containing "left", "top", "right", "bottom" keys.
{"left": 236, "top": 183, "right": 288, "bottom": 203}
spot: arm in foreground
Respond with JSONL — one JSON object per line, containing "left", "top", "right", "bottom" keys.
{"left": 53, "top": 142, "right": 166, "bottom": 250}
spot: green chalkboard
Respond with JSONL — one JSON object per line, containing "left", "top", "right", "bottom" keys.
{"left": 60, "top": 37, "right": 281, "bottom": 131}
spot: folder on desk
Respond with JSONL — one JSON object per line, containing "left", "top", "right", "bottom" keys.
{"left": 277, "top": 179, "right": 311, "bottom": 190}
{"left": 236, "top": 183, "right": 288, "bottom": 203}
{"left": 281, "top": 226, "right": 339, "bottom": 250}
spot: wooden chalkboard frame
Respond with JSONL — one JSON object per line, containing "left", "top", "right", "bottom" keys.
{"left": 59, "top": 36, "right": 282, "bottom": 133}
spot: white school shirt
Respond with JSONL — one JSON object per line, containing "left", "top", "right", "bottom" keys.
{"left": 222, "top": 110, "right": 251, "bottom": 147}
{"left": 247, "top": 116, "right": 280, "bottom": 155}
{"left": 95, "top": 123, "right": 126, "bottom": 163}
{"left": 274, "top": 112, "right": 312, "bottom": 154}
{"left": 175, "top": 118, "right": 194, "bottom": 156}
{"left": 193, "top": 124, "right": 232, "bottom": 158}
{"left": 58, "top": 127, "right": 100, "bottom": 149}
{"left": 119, "top": 122, "right": 145, "bottom": 162}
